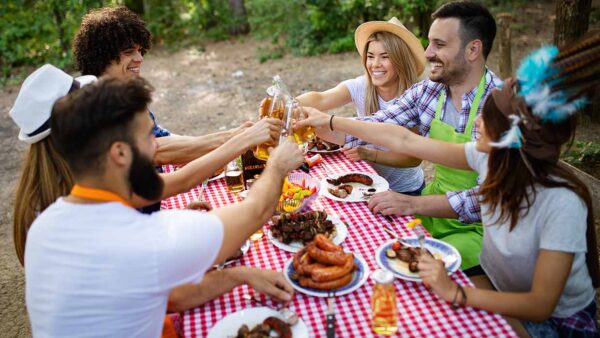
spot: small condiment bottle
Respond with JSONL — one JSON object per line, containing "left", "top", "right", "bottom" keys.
{"left": 371, "top": 269, "right": 398, "bottom": 336}
{"left": 306, "top": 154, "right": 322, "bottom": 168}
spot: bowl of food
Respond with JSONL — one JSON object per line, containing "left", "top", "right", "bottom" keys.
{"left": 276, "top": 172, "right": 320, "bottom": 213}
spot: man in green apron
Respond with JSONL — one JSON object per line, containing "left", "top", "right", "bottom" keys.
{"left": 302, "top": 2, "right": 500, "bottom": 273}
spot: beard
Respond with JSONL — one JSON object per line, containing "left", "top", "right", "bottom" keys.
{"left": 428, "top": 51, "right": 469, "bottom": 86}
{"left": 128, "top": 145, "right": 164, "bottom": 201}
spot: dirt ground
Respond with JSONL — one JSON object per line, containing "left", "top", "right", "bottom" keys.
{"left": 1, "top": 1, "right": 597, "bottom": 336}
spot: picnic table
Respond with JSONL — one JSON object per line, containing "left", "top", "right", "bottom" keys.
{"left": 161, "top": 153, "right": 517, "bottom": 337}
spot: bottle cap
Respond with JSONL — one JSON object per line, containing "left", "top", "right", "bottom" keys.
{"left": 371, "top": 269, "right": 394, "bottom": 284}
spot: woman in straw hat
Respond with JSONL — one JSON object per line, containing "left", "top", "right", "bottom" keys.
{"left": 296, "top": 31, "right": 600, "bottom": 337}
{"left": 297, "top": 17, "right": 426, "bottom": 195}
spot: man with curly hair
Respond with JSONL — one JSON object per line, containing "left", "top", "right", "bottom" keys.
{"left": 73, "top": 6, "right": 251, "bottom": 167}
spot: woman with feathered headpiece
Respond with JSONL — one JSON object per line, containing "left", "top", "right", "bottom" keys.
{"left": 294, "top": 30, "right": 600, "bottom": 337}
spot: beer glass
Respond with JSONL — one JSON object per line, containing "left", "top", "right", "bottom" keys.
{"left": 290, "top": 102, "right": 316, "bottom": 148}
{"left": 225, "top": 158, "right": 244, "bottom": 193}
{"left": 253, "top": 91, "right": 286, "bottom": 161}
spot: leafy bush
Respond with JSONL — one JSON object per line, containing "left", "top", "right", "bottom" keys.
{"left": 564, "top": 141, "right": 600, "bottom": 167}
{"left": 0, "top": 0, "right": 106, "bottom": 84}
{"left": 247, "top": 0, "right": 438, "bottom": 61}
{"left": 2, "top": 0, "right": 441, "bottom": 82}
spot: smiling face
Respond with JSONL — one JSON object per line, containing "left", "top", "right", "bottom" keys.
{"left": 103, "top": 45, "right": 145, "bottom": 78}
{"left": 425, "top": 18, "right": 468, "bottom": 86}
{"left": 365, "top": 40, "right": 399, "bottom": 89}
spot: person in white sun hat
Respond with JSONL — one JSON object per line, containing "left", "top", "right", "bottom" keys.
{"left": 297, "top": 17, "right": 426, "bottom": 196}
{"left": 10, "top": 64, "right": 96, "bottom": 266}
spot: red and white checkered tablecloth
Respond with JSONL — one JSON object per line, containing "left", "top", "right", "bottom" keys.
{"left": 161, "top": 153, "right": 517, "bottom": 338}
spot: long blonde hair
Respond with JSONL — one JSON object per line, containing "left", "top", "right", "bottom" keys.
{"left": 362, "top": 31, "right": 419, "bottom": 115}
{"left": 13, "top": 138, "right": 73, "bottom": 266}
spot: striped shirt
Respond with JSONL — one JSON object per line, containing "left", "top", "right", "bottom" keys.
{"left": 342, "top": 75, "right": 424, "bottom": 193}
{"left": 345, "top": 69, "right": 501, "bottom": 223}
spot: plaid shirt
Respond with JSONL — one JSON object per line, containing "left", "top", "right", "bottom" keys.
{"left": 346, "top": 69, "right": 501, "bottom": 223}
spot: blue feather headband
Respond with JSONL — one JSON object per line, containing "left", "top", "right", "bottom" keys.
{"left": 491, "top": 45, "right": 587, "bottom": 150}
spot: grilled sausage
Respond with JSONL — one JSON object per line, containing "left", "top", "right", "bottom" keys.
{"left": 298, "top": 273, "right": 353, "bottom": 290}
{"left": 263, "top": 317, "right": 292, "bottom": 338}
{"left": 310, "top": 253, "right": 355, "bottom": 282}
{"left": 314, "top": 234, "right": 342, "bottom": 252}
{"left": 307, "top": 243, "right": 347, "bottom": 266}
{"left": 326, "top": 173, "right": 373, "bottom": 186}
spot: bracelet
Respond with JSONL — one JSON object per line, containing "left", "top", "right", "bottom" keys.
{"left": 373, "top": 150, "right": 378, "bottom": 163}
{"left": 451, "top": 284, "right": 460, "bottom": 308}
{"left": 452, "top": 284, "right": 467, "bottom": 308}
{"left": 329, "top": 115, "right": 335, "bottom": 131}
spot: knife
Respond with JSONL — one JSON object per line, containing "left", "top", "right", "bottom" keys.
{"left": 327, "top": 293, "right": 335, "bottom": 338}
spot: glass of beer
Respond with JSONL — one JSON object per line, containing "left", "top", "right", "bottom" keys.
{"left": 225, "top": 158, "right": 244, "bottom": 193}
{"left": 253, "top": 91, "right": 286, "bottom": 161}
{"left": 290, "top": 102, "right": 316, "bottom": 148}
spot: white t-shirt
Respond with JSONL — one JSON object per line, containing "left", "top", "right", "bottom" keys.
{"left": 464, "top": 142, "right": 595, "bottom": 318}
{"left": 342, "top": 75, "right": 424, "bottom": 193}
{"left": 25, "top": 199, "right": 224, "bottom": 338}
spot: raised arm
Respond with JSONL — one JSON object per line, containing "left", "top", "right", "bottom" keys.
{"left": 130, "top": 118, "right": 283, "bottom": 208}
{"left": 210, "top": 138, "right": 304, "bottom": 265}
{"left": 153, "top": 122, "right": 253, "bottom": 166}
{"left": 296, "top": 82, "right": 353, "bottom": 111}
{"left": 295, "top": 107, "right": 470, "bottom": 170}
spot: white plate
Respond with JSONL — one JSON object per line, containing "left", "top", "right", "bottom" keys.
{"left": 206, "top": 306, "right": 309, "bottom": 338}
{"left": 267, "top": 215, "right": 348, "bottom": 253}
{"left": 319, "top": 172, "right": 389, "bottom": 202}
{"left": 218, "top": 240, "right": 251, "bottom": 267}
{"left": 375, "top": 238, "right": 461, "bottom": 282}
{"left": 283, "top": 253, "right": 370, "bottom": 297}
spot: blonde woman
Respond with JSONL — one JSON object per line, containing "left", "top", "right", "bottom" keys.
{"left": 297, "top": 17, "right": 426, "bottom": 195}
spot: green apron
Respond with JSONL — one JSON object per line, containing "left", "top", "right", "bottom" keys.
{"left": 418, "top": 74, "right": 486, "bottom": 270}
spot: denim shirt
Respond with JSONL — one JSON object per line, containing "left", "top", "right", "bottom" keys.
{"left": 139, "top": 111, "right": 171, "bottom": 214}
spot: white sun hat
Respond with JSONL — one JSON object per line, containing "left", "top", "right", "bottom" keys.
{"left": 9, "top": 64, "right": 97, "bottom": 144}
{"left": 355, "top": 17, "right": 426, "bottom": 76}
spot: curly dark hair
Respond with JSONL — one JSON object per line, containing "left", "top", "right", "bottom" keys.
{"left": 73, "top": 6, "right": 152, "bottom": 76}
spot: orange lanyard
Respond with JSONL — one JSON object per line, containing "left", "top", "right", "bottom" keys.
{"left": 70, "top": 184, "right": 132, "bottom": 208}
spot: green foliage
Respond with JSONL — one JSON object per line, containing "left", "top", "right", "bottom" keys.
{"left": 564, "top": 141, "right": 600, "bottom": 167}
{"left": 0, "top": 0, "right": 107, "bottom": 84}
{"left": 247, "top": 0, "right": 439, "bottom": 58}
{"left": 2, "top": 0, "right": 441, "bottom": 83}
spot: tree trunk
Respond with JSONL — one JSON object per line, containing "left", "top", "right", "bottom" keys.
{"left": 554, "top": 0, "right": 598, "bottom": 124}
{"left": 496, "top": 13, "right": 512, "bottom": 79}
{"left": 228, "top": 0, "right": 250, "bottom": 35}
{"left": 554, "top": 0, "right": 591, "bottom": 47}
{"left": 51, "top": 1, "right": 68, "bottom": 55}
{"left": 124, "top": 0, "right": 144, "bottom": 15}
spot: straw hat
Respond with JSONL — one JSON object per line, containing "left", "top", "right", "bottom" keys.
{"left": 9, "top": 64, "right": 96, "bottom": 144}
{"left": 355, "top": 17, "right": 426, "bottom": 76}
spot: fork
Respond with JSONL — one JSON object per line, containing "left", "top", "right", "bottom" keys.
{"left": 326, "top": 291, "right": 336, "bottom": 338}
{"left": 382, "top": 225, "right": 417, "bottom": 248}
{"left": 198, "top": 179, "right": 208, "bottom": 201}
{"left": 320, "top": 161, "right": 336, "bottom": 179}
{"left": 414, "top": 225, "right": 426, "bottom": 250}
{"left": 242, "top": 294, "right": 299, "bottom": 325}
